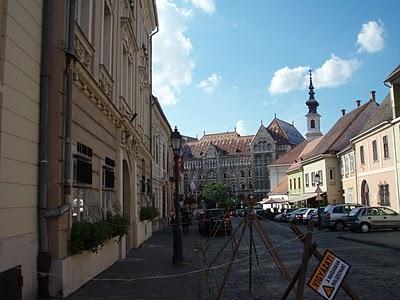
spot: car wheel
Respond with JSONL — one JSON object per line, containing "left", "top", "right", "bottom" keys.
{"left": 360, "top": 223, "right": 370, "bottom": 233}
{"left": 335, "top": 221, "right": 345, "bottom": 231}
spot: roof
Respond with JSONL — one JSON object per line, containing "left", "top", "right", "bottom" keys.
{"left": 305, "top": 100, "right": 379, "bottom": 159}
{"left": 268, "top": 118, "right": 305, "bottom": 145}
{"left": 270, "top": 175, "right": 288, "bottom": 195}
{"left": 273, "top": 140, "right": 308, "bottom": 165}
{"left": 384, "top": 65, "right": 400, "bottom": 83}
{"left": 288, "top": 136, "right": 323, "bottom": 172}
{"left": 183, "top": 131, "right": 254, "bottom": 158}
{"left": 358, "top": 94, "right": 392, "bottom": 133}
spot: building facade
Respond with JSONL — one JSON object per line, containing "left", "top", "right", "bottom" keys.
{"left": 0, "top": 1, "right": 43, "bottom": 298}
{"left": 151, "top": 96, "right": 173, "bottom": 230}
{"left": 183, "top": 118, "right": 304, "bottom": 203}
{"left": 42, "top": 0, "right": 158, "bottom": 297}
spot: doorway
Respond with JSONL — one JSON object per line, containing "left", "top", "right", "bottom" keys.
{"left": 122, "top": 160, "right": 132, "bottom": 251}
{"left": 361, "top": 180, "right": 370, "bottom": 206}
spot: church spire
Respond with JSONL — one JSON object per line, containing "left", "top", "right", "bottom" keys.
{"left": 305, "top": 70, "right": 319, "bottom": 113}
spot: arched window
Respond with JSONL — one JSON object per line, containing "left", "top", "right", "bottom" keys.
{"left": 240, "top": 170, "right": 245, "bottom": 177}
{"left": 311, "top": 119, "right": 315, "bottom": 129}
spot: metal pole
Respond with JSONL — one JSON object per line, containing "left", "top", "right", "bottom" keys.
{"left": 172, "top": 153, "right": 183, "bottom": 263}
{"left": 317, "top": 184, "right": 321, "bottom": 230}
{"left": 249, "top": 210, "right": 253, "bottom": 293}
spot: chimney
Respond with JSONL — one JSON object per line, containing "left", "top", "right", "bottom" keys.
{"left": 356, "top": 100, "right": 361, "bottom": 108}
{"left": 341, "top": 109, "right": 346, "bottom": 116}
{"left": 370, "top": 90, "right": 376, "bottom": 102}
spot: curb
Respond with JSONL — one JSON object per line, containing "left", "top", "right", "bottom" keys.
{"left": 337, "top": 236, "right": 400, "bottom": 252}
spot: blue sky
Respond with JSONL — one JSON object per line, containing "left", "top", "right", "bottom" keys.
{"left": 153, "top": 0, "right": 400, "bottom": 139}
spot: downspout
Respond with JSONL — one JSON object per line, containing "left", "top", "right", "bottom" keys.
{"left": 149, "top": 3, "right": 159, "bottom": 210}
{"left": 45, "top": 0, "right": 76, "bottom": 218}
{"left": 37, "top": 0, "right": 52, "bottom": 296}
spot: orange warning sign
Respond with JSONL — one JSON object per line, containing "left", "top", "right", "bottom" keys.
{"left": 323, "top": 285, "right": 334, "bottom": 298}
{"left": 308, "top": 250, "right": 351, "bottom": 300}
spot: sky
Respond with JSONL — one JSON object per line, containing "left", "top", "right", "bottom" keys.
{"left": 152, "top": 0, "right": 400, "bottom": 139}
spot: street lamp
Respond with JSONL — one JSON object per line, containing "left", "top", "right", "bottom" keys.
{"left": 314, "top": 173, "right": 322, "bottom": 229}
{"left": 171, "top": 126, "right": 183, "bottom": 264}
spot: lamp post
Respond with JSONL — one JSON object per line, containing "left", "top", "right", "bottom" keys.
{"left": 314, "top": 173, "right": 322, "bottom": 229}
{"left": 171, "top": 126, "right": 183, "bottom": 264}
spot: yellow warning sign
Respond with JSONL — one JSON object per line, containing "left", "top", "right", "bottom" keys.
{"left": 308, "top": 250, "right": 351, "bottom": 300}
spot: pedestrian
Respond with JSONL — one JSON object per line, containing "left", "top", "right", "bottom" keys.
{"left": 181, "top": 207, "right": 191, "bottom": 235}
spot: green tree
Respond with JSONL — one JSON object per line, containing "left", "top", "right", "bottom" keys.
{"left": 201, "top": 182, "right": 233, "bottom": 209}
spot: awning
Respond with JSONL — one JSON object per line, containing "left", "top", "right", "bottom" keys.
{"left": 259, "top": 197, "right": 289, "bottom": 204}
{"left": 288, "top": 193, "right": 319, "bottom": 203}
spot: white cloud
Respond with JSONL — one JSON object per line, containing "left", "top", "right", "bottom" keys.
{"left": 190, "top": 0, "right": 215, "bottom": 14}
{"left": 196, "top": 73, "right": 222, "bottom": 94}
{"left": 268, "top": 55, "right": 360, "bottom": 95}
{"left": 153, "top": 0, "right": 195, "bottom": 106}
{"left": 356, "top": 20, "right": 385, "bottom": 53}
{"left": 314, "top": 54, "right": 361, "bottom": 88}
{"left": 268, "top": 66, "right": 309, "bottom": 94}
{"left": 236, "top": 120, "right": 247, "bottom": 135}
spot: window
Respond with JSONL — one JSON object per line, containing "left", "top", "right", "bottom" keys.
{"left": 329, "top": 169, "right": 334, "bottom": 183}
{"left": 76, "top": 0, "right": 93, "bottom": 41}
{"left": 73, "top": 142, "right": 93, "bottom": 185}
{"left": 102, "top": 157, "right": 117, "bottom": 216}
{"left": 293, "top": 178, "right": 296, "bottom": 190}
{"left": 102, "top": 2, "right": 113, "bottom": 72}
{"left": 240, "top": 170, "right": 245, "bottom": 177}
{"left": 297, "top": 177, "right": 301, "bottom": 189}
{"left": 289, "top": 179, "right": 292, "bottom": 190}
{"left": 344, "top": 156, "right": 349, "bottom": 175}
{"left": 310, "top": 119, "right": 315, "bottom": 129}
{"left": 248, "top": 170, "right": 252, "bottom": 177}
{"left": 372, "top": 140, "right": 378, "bottom": 161}
{"left": 379, "top": 184, "right": 390, "bottom": 206}
{"left": 360, "top": 146, "right": 365, "bottom": 164}
{"left": 102, "top": 157, "right": 115, "bottom": 189}
{"left": 349, "top": 153, "right": 355, "bottom": 172}
{"left": 318, "top": 170, "right": 323, "bottom": 186}
{"left": 223, "top": 172, "right": 227, "bottom": 178}
{"left": 347, "top": 188, "right": 353, "bottom": 204}
{"left": 72, "top": 142, "right": 94, "bottom": 222}
{"left": 305, "top": 173, "right": 309, "bottom": 187}
{"left": 311, "top": 172, "right": 315, "bottom": 187}
{"left": 332, "top": 206, "right": 344, "bottom": 213}
{"left": 383, "top": 136, "right": 389, "bottom": 158}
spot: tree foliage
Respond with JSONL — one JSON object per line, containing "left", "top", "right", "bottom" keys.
{"left": 201, "top": 182, "right": 234, "bottom": 209}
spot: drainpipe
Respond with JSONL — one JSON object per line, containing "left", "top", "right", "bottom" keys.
{"left": 46, "top": 0, "right": 77, "bottom": 218}
{"left": 149, "top": 2, "right": 159, "bottom": 210}
{"left": 37, "top": 0, "right": 52, "bottom": 296}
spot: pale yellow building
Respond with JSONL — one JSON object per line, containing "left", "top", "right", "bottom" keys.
{"left": 0, "top": 0, "right": 43, "bottom": 298}
{"left": 351, "top": 95, "right": 398, "bottom": 212}
{"left": 151, "top": 96, "right": 173, "bottom": 230}
{"left": 34, "top": 0, "right": 160, "bottom": 297}
{"left": 338, "top": 146, "right": 357, "bottom": 204}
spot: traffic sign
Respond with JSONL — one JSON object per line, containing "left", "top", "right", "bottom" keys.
{"left": 315, "top": 186, "right": 323, "bottom": 194}
{"left": 308, "top": 250, "right": 351, "bottom": 300}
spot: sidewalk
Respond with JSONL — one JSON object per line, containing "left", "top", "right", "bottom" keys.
{"left": 68, "top": 225, "right": 205, "bottom": 300}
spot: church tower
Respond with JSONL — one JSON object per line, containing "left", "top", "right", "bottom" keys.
{"left": 305, "top": 70, "right": 322, "bottom": 141}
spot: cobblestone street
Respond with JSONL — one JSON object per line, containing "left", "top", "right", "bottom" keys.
{"left": 199, "top": 216, "right": 400, "bottom": 300}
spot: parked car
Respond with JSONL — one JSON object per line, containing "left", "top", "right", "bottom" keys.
{"left": 287, "top": 208, "right": 310, "bottom": 223}
{"left": 321, "top": 203, "right": 365, "bottom": 231}
{"left": 198, "top": 208, "right": 232, "bottom": 236}
{"left": 274, "top": 213, "right": 284, "bottom": 222}
{"left": 280, "top": 208, "right": 295, "bottom": 222}
{"left": 347, "top": 206, "right": 400, "bottom": 233}
{"left": 309, "top": 207, "right": 326, "bottom": 224}
{"left": 298, "top": 208, "right": 317, "bottom": 224}
{"left": 253, "top": 207, "right": 268, "bottom": 219}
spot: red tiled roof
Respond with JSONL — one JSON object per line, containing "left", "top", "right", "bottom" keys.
{"left": 288, "top": 136, "right": 323, "bottom": 172}
{"left": 305, "top": 100, "right": 379, "bottom": 159}
{"left": 184, "top": 132, "right": 254, "bottom": 158}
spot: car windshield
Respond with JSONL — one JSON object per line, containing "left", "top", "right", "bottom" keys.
{"left": 208, "top": 209, "right": 226, "bottom": 218}
{"left": 349, "top": 208, "right": 362, "bottom": 216}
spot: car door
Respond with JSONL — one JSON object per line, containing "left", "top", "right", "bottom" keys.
{"left": 365, "top": 208, "right": 384, "bottom": 228}
{"left": 379, "top": 207, "right": 400, "bottom": 228}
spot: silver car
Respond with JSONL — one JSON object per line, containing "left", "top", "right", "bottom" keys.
{"left": 347, "top": 206, "right": 400, "bottom": 233}
{"left": 321, "top": 203, "right": 365, "bottom": 231}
